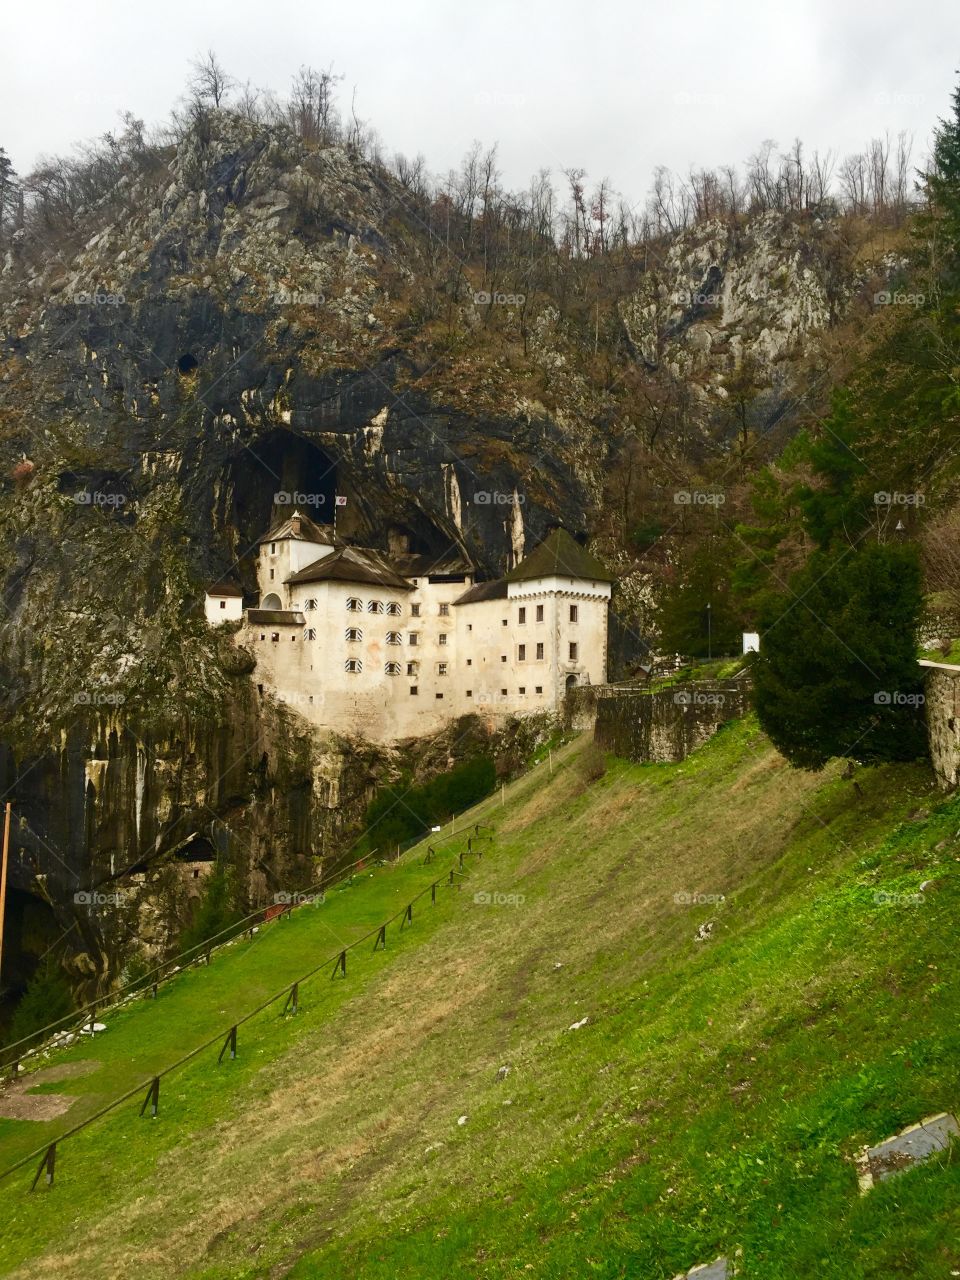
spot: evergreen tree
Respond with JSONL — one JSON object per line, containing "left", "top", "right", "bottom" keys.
{"left": 7, "top": 960, "right": 74, "bottom": 1048}
{"left": 657, "top": 537, "right": 742, "bottom": 657}
{"left": 752, "top": 542, "right": 927, "bottom": 770}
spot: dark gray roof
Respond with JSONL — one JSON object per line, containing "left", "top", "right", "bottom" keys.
{"left": 505, "top": 527, "right": 613, "bottom": 584}
{"left": 261, "top": 512, "right": 339, "bottom": 546}
{"left": 392, "top": 550, "right": 474, "bottom": 579}
{"left": 453, "top": 578, "right": 509, "bottom": 605}
{"left": 286, "top": 546, "right": 413, "bottom": 590}
{"left": 247, "top": 609, "right": 306, "bottom": 625}
{"left": 206, "top": 581, "right": 243, "bottom": 597}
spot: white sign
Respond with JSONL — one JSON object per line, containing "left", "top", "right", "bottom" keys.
{"left": 742, "top": 632, "right": 760, "bottom": 654}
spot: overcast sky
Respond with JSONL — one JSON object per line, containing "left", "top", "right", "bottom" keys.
{"left": 2, "top": 0, "right": 957, "bottom": 204}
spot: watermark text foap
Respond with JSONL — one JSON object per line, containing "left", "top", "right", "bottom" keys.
{"left": 473, "top": 491, "right": 525, "bottom": 506}
{"left": 72, "top": 290, "right": 125, "bottom": 306}
{"left": 674, "top": 490, "right": 725, "bottom": 507}
{"left": 674, "top": 690, "right": 726, "bottom": 707}
{"left": 273, "top": 288, "right": 325, "bottom": 306}
{"left": 873, "top": 890, "right": 922, "bottom": 906}
{"left": 273, "top": 891, "right": 324, "bottom": 906}
{"left": 874, "top": 690, "right": 924, "bottom": 707}
{"left": 473, "top": 290, "right": 526, "bottom": 306}
{"left": 674, "top": 891, "right": 726, "bottom": 905}
{"left": 75, "top": 890, "right": 128, "bottom": 906}
{"left": 873, "top": 290, "right": 925, "bottom": 307}
{"left": 874, "top": 491, "right": 924, "bottom": 507}
{"left": 73, "top": 490, "right": 126, "bottom": 508}
{"left": 274, "top": 490, "right": 326, "bottom": 508}
{"left": 73, "top": 690, "right": 126, "bottom": 707}
{"left": 473, "top": 890, "right": 525, "bottom": 907}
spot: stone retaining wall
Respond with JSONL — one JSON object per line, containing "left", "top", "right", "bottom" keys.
{"left": 593, "top": 680, "right": 751, "bottom": 763}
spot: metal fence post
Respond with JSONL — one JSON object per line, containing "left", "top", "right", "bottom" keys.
{"left": 218, "top": 1026, "right": 238, "bottom": 1063}
{"left": 139, "top": 1076, "right": 160, "bottom": 1118}
{"left": 30, "top": 1143, "right": 56, "bottom": 1191}
{"left": 332, "top": 950, "right": 347, "bottom": 979}
{"left": 282, "top": 982, "right": 299, "bottom": 1015}
{"left": 374, "top": 924, "right": 386, "bottom": 952}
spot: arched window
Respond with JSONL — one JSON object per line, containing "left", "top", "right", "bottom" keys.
{"left": 386, "top": 601, "right": 402, "bottom": 616}
{"left": 367, "top": 599, "right": 384, "bottom": 614}
{"left": 346, "top": 597, "right": 363, "bottom": 612}
{"left": 345, "top": 627, "right": 362, "bottom": 642}
{"left": 384, "top": 661, "right": 401, "bottom": 675}
{"left": 345, "top": 658, "right": 362, "bottom": 673}
{"left": 386, "top": 631, "right": 402, "bottom": 645}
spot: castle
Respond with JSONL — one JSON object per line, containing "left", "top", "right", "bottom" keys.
{"left": 205, "top": 513, "right": 613, "bottom": 742}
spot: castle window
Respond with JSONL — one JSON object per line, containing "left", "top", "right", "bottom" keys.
{"left": 271, "top": 632, "right": 280, "bottom": 642}
{"left": 467, "top": 623, "right": 472, "bottom": 631}
{"left": 501, "top": 688, "right": 507, "bottom": 696}
{"left": 536, "top": 643, "right": 544, "bottom": 660}
{"left": 411, "top": 603, "right": 421, "bottom": 617}
{"left": 345, "top": 658, "right": 362, "bottom": 673}
{"left": 270, "top": 542, "right": 277, "bottom": 554}
{"left": 502, "top": 618, "right": 508, "bottom": 626}
{"left": 303, "top": 628, "right": 317, "bottom": 641}
{"left": 519, "top": 686, "right": 526, "bottom": 694}
{"left": 466, "top": 690, "right": 473, "bottom": 697}
{"left": 409, "top": 632, "right": 419, "bottom": 646}
{"left": 367, "top": 600, "right": 384, "bottom": 614}
{"left": 536, "top": 604, "right": 544, "bottom": 622}
{"left": 385, "top": 661, "right": 401, "bottom": 675}
{"left": 406, "top": 661, "right": 419, "bottom": 676}
{"left": 291, "top": 635, "right": 296, "bottom": 641}
{"left": 409, "top": 685, "right": 418, "bottom": 695}
{"left": 386, "top": 631, "right": 402, "bottom": 645}
{"left": 518, "top": 644, "right": 526, "bottom": 661}
{"left": 260, "top": 633, "right": 265, "bottom": 641}
{"left": 386, "top": 601, "right": 402, "bottom": 616}
{"left": 437, "top": 662, "right": 448, "bottom": 676}
{"left": 570, "top": 604, "right": 579, "bottom": 623}
{"left": 535, "top": 685, "right": 543, "bottom": 694}
{"left": 306, "top": 599, "right": 317, "bottom": 610}
{"left": 501, "top": 655, "right": 507, "bottom": 663}
{"left": 518, "top": 607, "right": 526, "bottom": 624}
{"left": 466, "top": 658, "right": 472, "bottom": 666}
{"left": 346, "top": 597, "right": 363, "bottom": 612}
{"left": 219, "top": 600, "right": 226, "bottom": 610}
{"left": 569, "top": 642, "right": 578, "bottom": 660}
{"left": 346, "top": 627, "right": 363, "bottom": 642}
{"left": 439, "top": 603, "right": 450, "bottom": 616}
{"left": 438, "top": 633, "right": 447, "bottom": 646}
{"left": 435, "top": 692, "right": 444, "bottom": 699}
{"left": 269, "top": 569, "right": 275, "bottom": 581}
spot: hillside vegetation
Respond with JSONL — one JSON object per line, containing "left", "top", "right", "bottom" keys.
{"left": 0, "top": 721, "right": 957, "bottom": 1279}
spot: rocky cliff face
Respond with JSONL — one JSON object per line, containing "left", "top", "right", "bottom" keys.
{"left": 0, "top": 110, "right": 894, "bottom": 998}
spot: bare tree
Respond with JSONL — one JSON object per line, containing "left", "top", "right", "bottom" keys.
{"left": 188, "top": 50, "right": 235, "bottom": 109}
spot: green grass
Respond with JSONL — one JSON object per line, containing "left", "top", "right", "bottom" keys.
{"left": 920, "top": 639, "right": 960, "bottom": 665}
{"left": 0, "top": 720, "right": 957, "bottom": 1279}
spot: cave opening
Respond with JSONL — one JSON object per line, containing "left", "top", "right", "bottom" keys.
{"left": 227, "top": 430, "right": 337, "bottom": 568}
{"left": 173, "top": 834, "right": 217, "bottom": 862}
{"left": 0, "top": 888, "right": 65, "bottom": 1036}
{"left": 177, "top": 352, "right": 199, "bottom": 375}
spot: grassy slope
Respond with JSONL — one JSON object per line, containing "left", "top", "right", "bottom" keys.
{"left": 0, "top": 720, "right": 958, "bottom": 1279}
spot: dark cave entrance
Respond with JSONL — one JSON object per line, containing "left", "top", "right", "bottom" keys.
{"left": 228, "top": 430, "right": 337, "bottom": 562}
{"left": 177, "top": 352, "right": 199, "bottom": 375}
{"left": 0, "top": 888, "right": 65, "bottom": 1035}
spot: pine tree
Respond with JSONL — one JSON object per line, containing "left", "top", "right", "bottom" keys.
{"left": 752, "top": 542, "right": 927, "bottom": 770}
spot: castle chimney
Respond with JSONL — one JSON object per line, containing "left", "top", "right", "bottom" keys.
{"left": 290, "top": 510, "right": 302, "bottom": 536}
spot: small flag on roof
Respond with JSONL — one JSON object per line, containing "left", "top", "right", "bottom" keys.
{"left": 335, "top": 495, "right": 348, "bottom": 506}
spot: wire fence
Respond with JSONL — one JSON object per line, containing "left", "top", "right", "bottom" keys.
{"left": 0, "top": 821, "right": 497, "bottom": 1192}
{"left": 0, "top": 847, "right": 387, "bottom": 1078}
